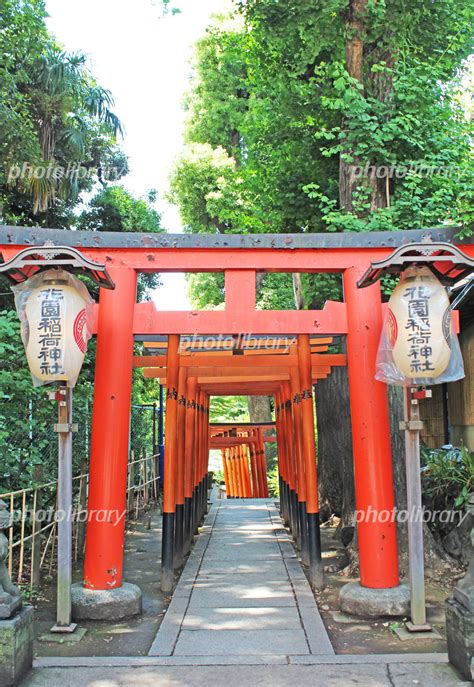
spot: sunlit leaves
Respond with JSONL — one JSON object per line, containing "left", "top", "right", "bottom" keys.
{"left": 0, "top": 0, "right": 125, "bottom": 224}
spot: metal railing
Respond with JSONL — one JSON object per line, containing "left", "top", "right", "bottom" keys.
{"left": 0, "top": 452, "right": 160, "bottom": 593}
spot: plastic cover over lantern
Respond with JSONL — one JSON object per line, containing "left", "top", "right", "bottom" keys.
{"left": 12, "top": 269, "right": 95, "bottom": 387}
{"left": 375, "top": 266, "right": 465, "bottom": 386}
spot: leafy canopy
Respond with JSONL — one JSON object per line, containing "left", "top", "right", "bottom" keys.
{"left": 171, "top": 1, "right": 473, "bottom": 238}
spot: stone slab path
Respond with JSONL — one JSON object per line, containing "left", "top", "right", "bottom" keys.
{"left": 148, "top": 499, "right": 334, "bottom": 659}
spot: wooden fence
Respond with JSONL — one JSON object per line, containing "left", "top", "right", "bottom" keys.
{"left": 0, "top": 451, "right": 160, "bottom": 592}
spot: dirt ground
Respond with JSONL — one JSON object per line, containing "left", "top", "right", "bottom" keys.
{"left": 315, "top": 523, "right": 454, "bottom": 655}
{"left": 32, "top": 507, "right": 169, "bottom": 658}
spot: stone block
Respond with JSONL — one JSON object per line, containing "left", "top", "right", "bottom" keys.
{"left": 71, "top": 582, "right": 142, "bottom": 621}
{"left": 0, "top": 606, "right": 34, "bottom": 687}
{"left": 174, "top": 628, "right": 309, "bottom": 656}
{"left": 339, "top": 581, "right": 410, "bottom": 618}
{"left": 446, "top": 597, "right": 474, "bottom": 680}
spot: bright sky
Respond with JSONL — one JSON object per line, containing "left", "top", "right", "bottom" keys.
{"left": 45, "top": 0, "right": 227, "bottom": 309}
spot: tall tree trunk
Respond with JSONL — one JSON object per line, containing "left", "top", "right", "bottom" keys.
{"left": 247, "top": 395, "right": 275, "bottom": 471}
{"left": 292, "top": 273, "right": 304, "bottom": 310}
{"left": 315, "top": 366, "right": 355, "bottom": 526}
{"left": 340, "top": 0, "right": 388, "bottom": 213}
{"left": 247, "top": 395, "right": 272, "bottom": 424}
{"left": 345, "top": 0, "right": 367, "bottom": 83}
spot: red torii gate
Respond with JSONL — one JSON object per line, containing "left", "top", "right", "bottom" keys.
{"left": 135, "top": 336, "right": 347, "bottom": 587}
{"left": 1, "top": 225, "right": 471, "bottom": 618}
{"left": 209, "top": 423, "right": 274, "bottom": 498}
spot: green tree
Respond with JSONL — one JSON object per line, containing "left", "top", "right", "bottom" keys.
{"left": 78, "top": 186, "right": 162, "bottom": 233}
{"left": 78, "top": 186, "right": 165, "bottom": 300}
{"left": 0, "top": 0, "right": 125, "bottom": 226}
{"left": 169, "top": 1, "right": 473, "bottom": 541}
{"left": 210, "top": 396, "right": 249, "bottom": 423}
{"left": 0, "top": 0, "right": 46, "bottom": 177}
{"left": 172, "top": 2, "right": 473, "bottom": 242}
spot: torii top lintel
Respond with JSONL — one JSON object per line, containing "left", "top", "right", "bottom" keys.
{"left": 0, "top": 225, "right": 471, "bottom": 271}
{"left": 0, "top": 225, "right": 471, "bottom": 336}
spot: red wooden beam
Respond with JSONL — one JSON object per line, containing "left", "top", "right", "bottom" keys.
{"left": 0, "top": 244, "right": 407, "bottom": 272}
{"left": 131, "top": 300, "right": 348, "bottom": 336}
{"left": 134, "top": 353, "right": 347, "bottom": 369}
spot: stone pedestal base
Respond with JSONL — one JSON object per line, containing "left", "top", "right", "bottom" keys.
{"left": 71, "top": 582, "right": 142, "bottom": 621}
{"left": 0, "top": 606, "right": 34, "bottom": 687}
{"left": 446, "top": 597, "right": 474, "bottom": 681}
{"left": 340, "top": 581, "right": 410, "bottom": 618}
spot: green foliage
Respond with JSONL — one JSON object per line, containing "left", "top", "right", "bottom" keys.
{"left": 0, "top": 0, "right": 46, "bottom": 174}
{"left": 187, "top": 271, "right": 225, "bottom": 310}
{"left": 213, "top": 469, "right": 224, "bottom": 485}
{"left": 132, "top": 344, "right": 163, "bottom": 407}
{"left": 78, "top": 186, "right": 163, "bottom": 233}
{"left": 0, "top": 0, "right": 125, "bottom": 226}
{"left": 267, "top": 464, "right": 279, "bottom": 498}
{"left": 171, "top": 1, "right": 473, "bottom": 245}
{"left": 300, "top": 274, "right": 343, "bottom": 310}
{"left": 0, "top": 310, "right": 93, "bottom": 491}
{"left": 184, "top": 15, "right": 248, "bottom": 154}
{"left": 421, "top": 444, "right": 474, "bottom": 511}
{"left": 169, "top": 143, "right": 264, "bottom": 234}
{"left": 210, "top": 396, "right": 249, "bottom": 423}
{"left": 77, "top": 186, "right": 165, "bottom": 300}
{"left": 256, "top": 274, "right": 295, "bottom": 310}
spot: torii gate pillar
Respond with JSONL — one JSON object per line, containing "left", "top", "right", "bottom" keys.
{"left": 71, "top": 267, "right": 142, "bottom": 620}
{"left": 340, "top": 267, "right": 410, "bottom": 616}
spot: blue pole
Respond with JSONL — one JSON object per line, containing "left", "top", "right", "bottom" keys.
{"left": 158, "top": 383, "right": 164, "bottom": 487}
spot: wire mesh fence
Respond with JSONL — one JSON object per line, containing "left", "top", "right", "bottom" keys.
{"left": 0, "top": 396, "right": 161, "bottom": 493}
{"left": 130, "top": 404, "right": 159, "bottom": 458}
{"left": 0, "top": 389, "right": 92, "bottom": 493}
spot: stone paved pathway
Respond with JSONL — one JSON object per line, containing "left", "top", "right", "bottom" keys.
{"left": 148, "top": 499, "right": 334, "bottom": 658}
{"left": 23, "top": 498, "right": 469, "bottom": 685}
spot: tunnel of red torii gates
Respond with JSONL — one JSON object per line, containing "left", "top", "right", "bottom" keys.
{"left": 209, "top": 422, "right": 277, "bottom": 499}
{"left": 1, "top": 225, "right": 472, "bottom": 603}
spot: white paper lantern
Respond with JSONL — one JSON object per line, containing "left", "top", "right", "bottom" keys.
{"left": 12, "top": 270, "right": 93, "bottom": 387}
{"left": 387, "top": 266, "right": 452, "bottom": 379}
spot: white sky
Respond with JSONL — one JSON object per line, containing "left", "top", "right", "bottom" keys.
{"left": 45, "top": 0, "right": 227, "bottom": 309}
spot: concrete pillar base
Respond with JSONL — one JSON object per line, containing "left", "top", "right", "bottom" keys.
{"left": 339, "top": 581, "right": 410, "bottom": 618}
{"left": 0, "top": 606, "right": 34, "bottom": 687}
{"left": 71, "top": 582, "right": 142, "bottom": 621}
